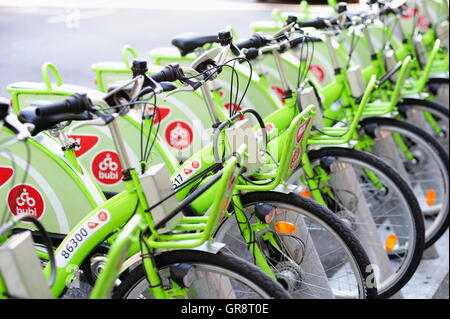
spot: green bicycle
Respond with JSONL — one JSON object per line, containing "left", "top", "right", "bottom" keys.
{"left": 0, "top": 83, "right": 292, "bottom": 299}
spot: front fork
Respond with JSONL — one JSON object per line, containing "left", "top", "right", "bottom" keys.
{"left": 303, "top": 147, "right": 385, "bottom": 203}
{"left": 140, "top": 191, "right": 280, "bottom": 298}
{"left": 230, "top": 193, "right": 277, "bottom": 280}
{"left": 140, "top": 239, "right": 186, "bottom": 299}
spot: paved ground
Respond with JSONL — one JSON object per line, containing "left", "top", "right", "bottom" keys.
{"left": 1, "top": 0, "right": 448, "bottom": 299}
{"left": 433, "top": 273, "right": 449, "bottom": 299}
{"left": 401, "top": 230, "right": 449, "bottom": 299}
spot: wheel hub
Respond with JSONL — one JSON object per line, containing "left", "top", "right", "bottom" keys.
{"left": 275, "top": 261, "right": 304, "bottom": 293}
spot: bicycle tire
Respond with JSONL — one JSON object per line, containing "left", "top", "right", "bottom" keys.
{"left": 397, "top": 98, "right": 449, "bottom": 153}
{"left": 360, "top": 117, "right": 449, "bottom": 248}
{"left": 215, "top": 191, "right": 377, "bottom": 299}
{"left": 112, "top": 250, "right": 291, "bottom": 299}
{"left": 307, "top": 147, "right": 425, "bottom": 298}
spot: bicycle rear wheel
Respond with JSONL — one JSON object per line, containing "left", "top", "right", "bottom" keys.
{"left": 112, "top": 250, "right": 291, "bottom": 299}
{"left": 214, "top": 191, "right": 376, "bottom": 299}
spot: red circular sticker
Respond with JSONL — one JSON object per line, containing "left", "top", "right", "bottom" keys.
{"left": 192, "top": 160, "right": 200, "bottom": 169}
{"left": 309, "top": 65, "right": 325, "bottom": 83}
{"left": 165, "top": 121, "right": 193, "bottom": 150}
{"left": 8, "top": 184, "right": 45, "bottom": 220}
{"left": 91, "top": 151, "right": 123, "bottom": 185}
{"left": 98, "top": 211, "right": 108, "bottom": 222}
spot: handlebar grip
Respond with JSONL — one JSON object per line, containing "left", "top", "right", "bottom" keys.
{"left": 149, "top": 64, "right": 184, "bottom": 83}
{"left": 34, "top": 93, "right": 91, "bottom": 117}
{"left": 289, "top": 35, "right": 322, "bottom": 48}
{"left": 296, "top": 18, "right": 328, "bottom": 29}
{"left": 244, "top": 48, "right": 260, "bottom": 60}
{"left": 236, "top": 33, "right": 269, "bottom": 50}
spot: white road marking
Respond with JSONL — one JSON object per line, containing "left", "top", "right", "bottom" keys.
{"left": 46, "top": 8, "right": 116, "bottom": 25}
{"left": 0, "top": 0, "right": 300, "bottom": 11}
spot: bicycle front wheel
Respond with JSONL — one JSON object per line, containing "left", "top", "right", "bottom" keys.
{"left": 112, "top": 250, "right": 291, "bottom": 299}
{"left": 360, "top": 117, "right": 449, "bottom": 248}
{"left": 289, "top": 147, "right": 425, "bottom": 298}
{"left": 397, "top": 98, "right": 449, "bottom": 154}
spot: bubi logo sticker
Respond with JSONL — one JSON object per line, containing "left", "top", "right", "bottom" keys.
{"left": 87, "top": 212, "right": 107, "bottom": 229}
{"left": 56, "top": 209, "right": 111, "bottom": 268}
{"left": 68, "top": 135, "right": 99, "bottom": 158}
{"left": 91, "top": 151, "right": 123, "bottom": 185}
{"left": 7, "top": 184, "right": 45, "bottom": 220}
{"left": 296, "top": 121, "right": 309, "bottom": 143}
{"left": 289, "top": 120, "right": 310, "bottom": 170}
{"left": 290, "top": 147, "right": 301, "bottom": 170}
{"left": 171, "top": 159, "right": 202, "bottom": 189}
{"left": 148, "top": 106, "right": 171, "bottom": 124}
{"left": 165, "top": 121, "right": 193, "bottom": 150}
{"left": 402, "top": 7, "right": 428, "bottom": 29}
{"left": 0, "top": 167, "right": 14, "bottom": 188}
{"left": 309, "top": 65, "right": 326, "bottom": 83}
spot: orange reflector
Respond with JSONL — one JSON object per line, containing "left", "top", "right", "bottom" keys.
{"left": 300, "top": 189, "right": 312, "bottom": 198}
{"left": 425, "top": 189, "right": 436, "bottom": 207}
{"left": 274, "top": 221, "right": 297, "bottom": 235}
{"left": 385, "top": 234, "right": 398, "bottom": 252}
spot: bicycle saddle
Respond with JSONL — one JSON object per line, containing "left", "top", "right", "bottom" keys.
{"left": 18, "top": 106, "right": 92, "bottom": 136}
{"left": 171, "top": 33, "right": 219, "bottom": 56}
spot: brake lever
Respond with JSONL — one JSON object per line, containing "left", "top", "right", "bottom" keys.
{"left": 67, "top": 113, "right": 119, "bottom": 135}
{"left": 161, "top": 85, "right": 195, "bottom": 101}
{"left": 4, "top": 114, "right": 33, "bottom": 141}
{"left": 0, "top": 117, "right": 33, "bottom": 152}
{"left": 178, "top": 66, "right": 208, "bottom": 90}
{"left": 144, "top": 75, "right": 164, "bottom": 95}
{"left": 274, "top": 21, "right": 296, "bottom": 38}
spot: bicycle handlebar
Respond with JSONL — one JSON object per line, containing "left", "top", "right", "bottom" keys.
{"left": 236, "top": 33, "right": 271, "bottom": 50}
{"left": 240, "top": 35, "right": 321, "bottom": 60}
{"left": 131, "top": 59, "right": 186, "bottom": 85}
{"left": 149, "top": 64, "right": 186, "bottom": 83}
{"left": 296, "top": 18, "right": 329, "bottom": 29}
{"left": 289, "top": 35, "right": 322, "bottom": 48}
{"left": 34, "top": 93, "right": 92, "bottom": 117}
{"left": 0, "top": 97, "right": 9, "bottom": 121}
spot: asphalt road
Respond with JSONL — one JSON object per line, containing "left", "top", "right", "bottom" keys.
{"left": 0, "top": 1, "right": 296, "bottom": 97}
